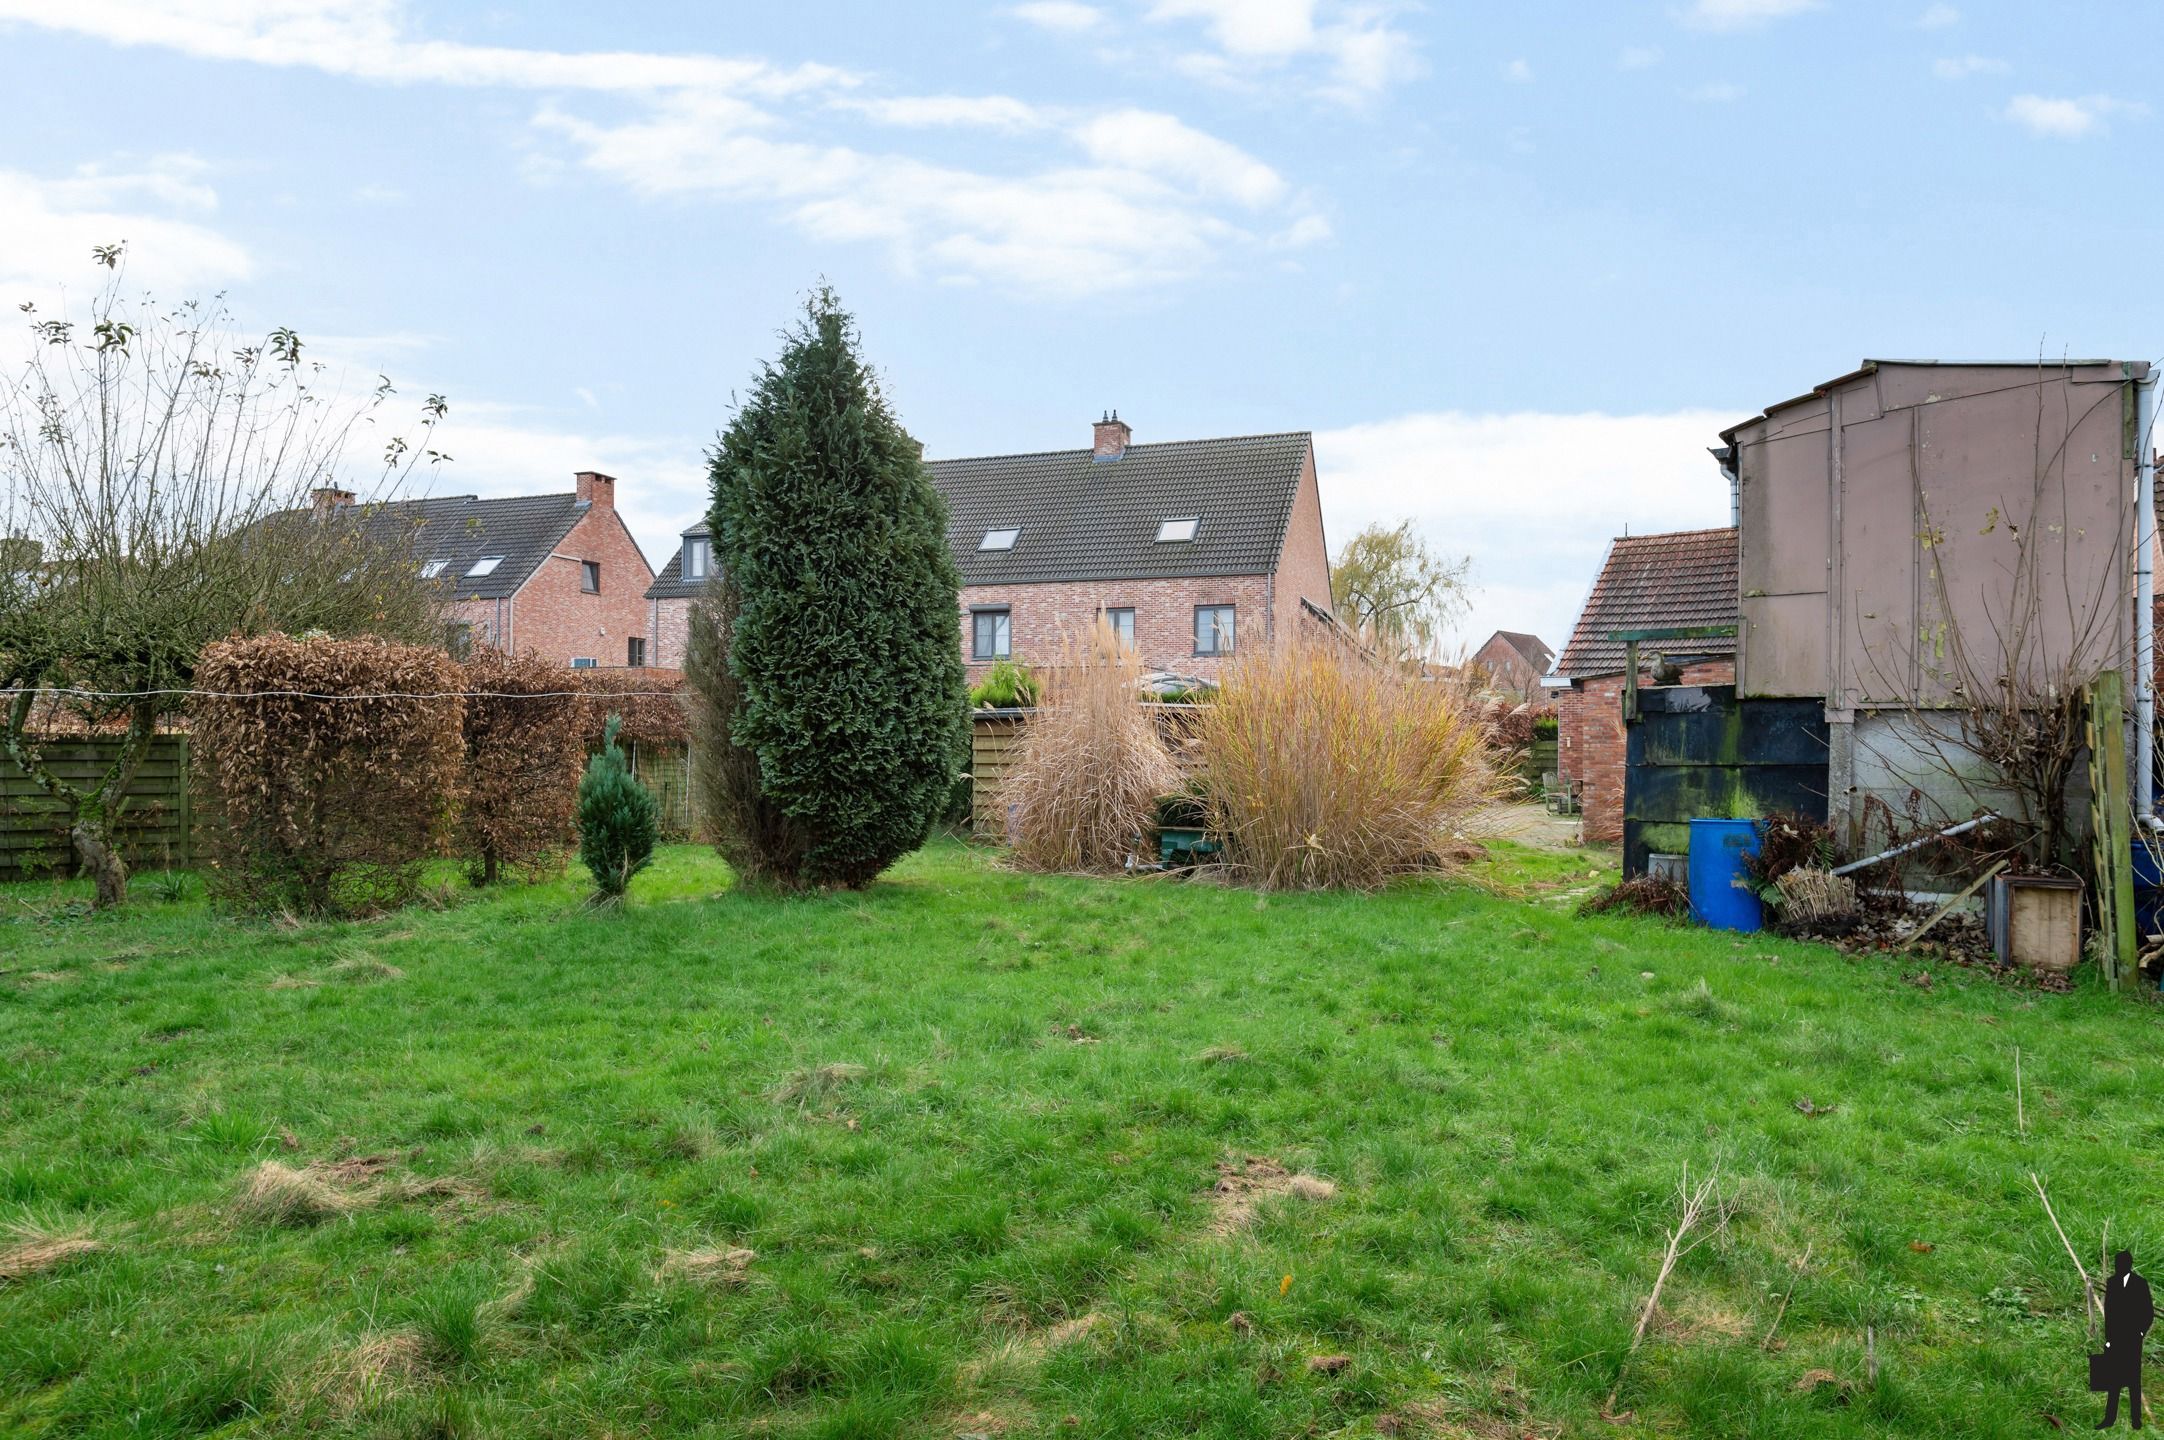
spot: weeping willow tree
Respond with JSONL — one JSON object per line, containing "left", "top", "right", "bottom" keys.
{"left": 0, "top": 244, "right": 453, "bottom": 907}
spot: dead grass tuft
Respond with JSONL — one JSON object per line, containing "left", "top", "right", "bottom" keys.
{"left": 300, "top": 1330, "right": 433, "bottom": 1416}
{"left": 772, "top": 1062, "right": 867, "bottom": 1107}
{"left": 326, "top": 951, "right": 404, "bottom": 982}
{"left": 233, "top": 1162, "right": 371, "bottom": 1226}
{"left": 266, "top": 973, "right": 321, "bottom": 991}
{"left": 658, "top": 1246, "right": 757, "bottom": 1286}
{"left": 958, "top": 1312, "right": 1107, "bottom": 1387}
{"left": 0, "top": 1219, "right": 101, "bottom": 1282}
{"left": 1196, "top": 1044, "right": 1249, "bottom": 1066}
{"left": 1205, "top": 1156, "right": 1336, "bottom": 1236}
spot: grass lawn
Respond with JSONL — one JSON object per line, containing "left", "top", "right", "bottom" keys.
{"left": 3, "top": 839, "right": 2162, "bottom": 1439}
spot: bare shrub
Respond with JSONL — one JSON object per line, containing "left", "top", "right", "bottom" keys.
{"left": 459, "top": 648, "right": 582, "bottom": 884}
{"left": 1197, "top": 634, "right": 1497, "bottom": 890}
{"left": 1003, "top": 623, "right": 1179, "bottom": 873}
{"left": 192, "top": 634, "right": 464, "bottom": 915}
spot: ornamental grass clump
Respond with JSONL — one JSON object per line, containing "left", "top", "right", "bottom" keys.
{"left": 1003, "top": 624, "right": 1180, "bottom": 874}
{"left": 577, "top": 715, "right": 659, "bottom": 905}
{"left": 1197, "top": 635, "right": 1497, "bottom": 890}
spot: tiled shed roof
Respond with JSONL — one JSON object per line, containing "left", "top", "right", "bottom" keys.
{"left": 1555, "top": 526, "right": 1738, "bottom": 678}
{"left": 1487, "top": 629, "right": 1554, "bottom": 673}
{"left": 927, "top": 432, "right": 1313, "bottom": 585}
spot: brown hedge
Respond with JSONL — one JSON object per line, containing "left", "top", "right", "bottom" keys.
{"left": 460, "top": 648, "right": 584, "bottom": 884}
{"left": 191, "top": 633, "right": 464, "bottom": 915}
{"left": 576, "top": 669, "right": 689, "bottom": 749}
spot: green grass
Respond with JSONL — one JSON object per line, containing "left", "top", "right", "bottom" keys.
{"left": 2, "top": 839, "right": 2160, "bottom": 1438}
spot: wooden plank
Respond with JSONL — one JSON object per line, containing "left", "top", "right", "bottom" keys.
{"left": 2086, "top": 672, "right": 2135, "bottom": 992}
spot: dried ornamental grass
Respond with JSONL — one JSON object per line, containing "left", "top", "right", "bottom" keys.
{"left": 0, "top": 1219, "right": 101, "bottom": 1281}
{"left": 1002, "top": 624, "right": 1180, "bottom": 874}
{"left": 1197, "top": 636, "right": 1499, "bottom": 890}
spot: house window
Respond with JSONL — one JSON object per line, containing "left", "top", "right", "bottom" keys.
{"left": 1102, "top": 607, "right": 1135, "bottom": 649}
{"left": 1155, "top": 517, "right": 1200, "bottom": 543}
{"left": 979, "top": 527, "right": 1021, "bottom": 551}
{"left": 420, "top": 559, "right": 448, "bottom": 579}
{"left": 684, "top": 536, "right": 710, "bottom": 580}
{"left": 581, "top": 560, "right": 601, "bottom": 594}
{"left": 1194, "top": 604, "right": 1235, "bottom": 656}
{"left": 444, "top": 622, "right": 474, "bottom": 660}
{"left": 627, "top": 636, "right": 646, "bottom": 668}
{"left": 466, "top": 556, "right": 503, "bottom": 578}
{"left": 972, "top": 607, "right": 1012, "bottom": 660}
{"left": 570, "top": 657, "right": 598, "bottom": 669}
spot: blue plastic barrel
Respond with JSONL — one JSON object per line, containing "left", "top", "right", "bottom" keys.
{"left": 1687, "top": 818, "right": 1763, "bottom": 932}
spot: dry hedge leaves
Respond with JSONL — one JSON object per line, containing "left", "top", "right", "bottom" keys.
{"left": 460, "top": 648, "right": 583, "bottom": 884}
{"left": 192, "top": 633, "right": 464, "bottom": 915}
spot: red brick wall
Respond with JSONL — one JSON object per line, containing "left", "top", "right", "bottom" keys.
{"left": 1271, "top": 448, "right": 1334, "bottom": 631}
{"left": 651, "top": 596, "right": 692, "bottom": 670}
{"left": 961, "top": 574, "right": 1271, "bottom": 683}
{"left": 454, "top": 506, "right": 656, "bottom": 667}
{"left": 1558, "top": 660, "right": 1735, "bottom": 843}
{"left": 1471, "top": 636, "right": 1542, "bottom": 697}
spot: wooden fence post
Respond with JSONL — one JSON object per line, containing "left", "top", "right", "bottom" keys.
{"left": 2086, "top": 671, "right": 2136, "bottom": 991}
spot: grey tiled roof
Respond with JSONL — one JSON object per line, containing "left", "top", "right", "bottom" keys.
{"left": 927, "top": 431, "right": 1313, "bottom": 585}
{"left": 276, "top": 493, "right": 588, "bottom": 601}
{"left": 1556, "top": 526, "right": 1738, "bottom": 678}
{"left": 644, "top": 523, "right": 712, "bottom": 601}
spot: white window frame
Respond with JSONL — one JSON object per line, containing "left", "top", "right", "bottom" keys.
{"left": 1155, "top": 517, "right": 1200, "bottom": 544}
{"left": 466, "top": 555, "right": 504, "bottom": 578}
{"left": 979, "top": 526, "right": 1021, "bottom": 552}
{"left": 420, "top": 559, "right": 448, "bottom": 578}
{"left": 570, "top": 657, "right": 599, "bottom": 669}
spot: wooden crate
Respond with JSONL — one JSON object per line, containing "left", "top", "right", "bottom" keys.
{"left": 1988, "top": 875, "right": 2083, "bottom": 976}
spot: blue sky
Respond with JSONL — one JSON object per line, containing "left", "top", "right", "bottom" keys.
{"left": 2, "top": 0, "right": 2157, "bottom": 654}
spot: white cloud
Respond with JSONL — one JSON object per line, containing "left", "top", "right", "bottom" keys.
{"left": 1009, "top": 1, "right": 1106, "bottom": 33}
{"left": 2006, "top": 93, "right": 2147, "bottom": 140}
{"left": 1916, "top": 3, "right": 1960, "bottom": 28}
{"left": 1313, "top": 410, "right": 1738, "bottom": 654}
{"left": 1146, "top": 0, "right": 1422, "bottom": 102}
{"left": 1931, "top": 54, "right": 2007, "bottom": 80}
{"left": 1685, "top": 81, "right": 1746, "bottom": 103}
{"left": 1072, "top": 109, "right": 1287, "bottom": 207}
{"left": 2, "top": 2, "right": 1313, "bottom": 297}
{"left": 837, "top": 94, "right": 1047, "bottom": 131}
{"left": 1682, "top": 0, "right": 1821, "bottom": 32}
{"left": 1618, "top": 45, "right": 1664, "bottom": 69}
{"left": 0, "top": 157, "right": 252, "bottom": 300}
{"left": 1502, "top": 58, "right": 1532, "bottom": 83}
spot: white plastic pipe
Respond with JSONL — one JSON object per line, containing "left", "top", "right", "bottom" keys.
{"left": 2137, "top": 368, "right": 2158, "bottom": 820}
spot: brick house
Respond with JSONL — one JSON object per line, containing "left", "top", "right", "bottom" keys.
{"left": 1468, "top": 630, "right": 1553, "bottom": 700}
{"left": 931, "top": 415, "right": 1334, "bottom": 681}
{"left": 1553, "top": 527, "right": 1738, "bottom": 843}
{"left": 304, "top": 472, "right": 657, "bottom": 667}
{"left": 643, "top": 521, "right": 712, "bottom": 670}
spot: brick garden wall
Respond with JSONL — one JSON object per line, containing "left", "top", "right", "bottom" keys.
{"left": 1558, "top": 659, "right": 1735, "bottom": 844}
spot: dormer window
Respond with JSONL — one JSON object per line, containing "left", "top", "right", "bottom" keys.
{"left": 466, "top": 556, "right": 503, "bottom": 578}
{"left": 979, "top": 527, "right": 1021, "bottom": 552}
{"left": 1155, "top": 517, "right": 1200, "bottom": 544}
{"left": 420, "top": 559, "right": 448, "bottom": 578}
{"left": 684, "top": 536, "right": 711, "bottom": 580}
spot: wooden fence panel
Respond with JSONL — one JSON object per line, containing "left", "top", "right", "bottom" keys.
{"left": 0, "top": 736, "right": 192, "bottom": 879}
{"left": 969, "top": 704, "right": 1204, "bottom": 839}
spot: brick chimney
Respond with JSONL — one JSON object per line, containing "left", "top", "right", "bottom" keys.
{"left": 310, "top": 486, "right": 356, "bottom": 515}
{"left": 575, "top": 471, "right": 617, "bottom": 509}
{"left": 1092, "top": 410, "right": 1131, "bottom": 462}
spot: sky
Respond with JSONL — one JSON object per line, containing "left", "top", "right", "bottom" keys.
{"left": 2, "top": 0, "right": 2160, "bottom": 657}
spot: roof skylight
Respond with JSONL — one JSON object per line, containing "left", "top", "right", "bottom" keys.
{"left": 420, "top": 559, "right": 448, "bottom": 578}
{"left": 979, "top": 527, "right": 1021, "bottom": 551}
{"left": 1154, "top": 517, "right": 1200, "bottom": 543}
{"left": 465, "top": 556, "right": 504, "bottom": 578}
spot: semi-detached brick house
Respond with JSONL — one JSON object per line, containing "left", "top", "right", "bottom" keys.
{"left": 644, "top": 415, "right": 1339, "bottom": 682}
{"left": 302, "top": 471, "right": 657, "bottom": 668}
{"left": 1553, "top": 526, "right": 1738, "bottom": 843}
{"left": 930, "top": 415, "right": 1335, "bottom": 681}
